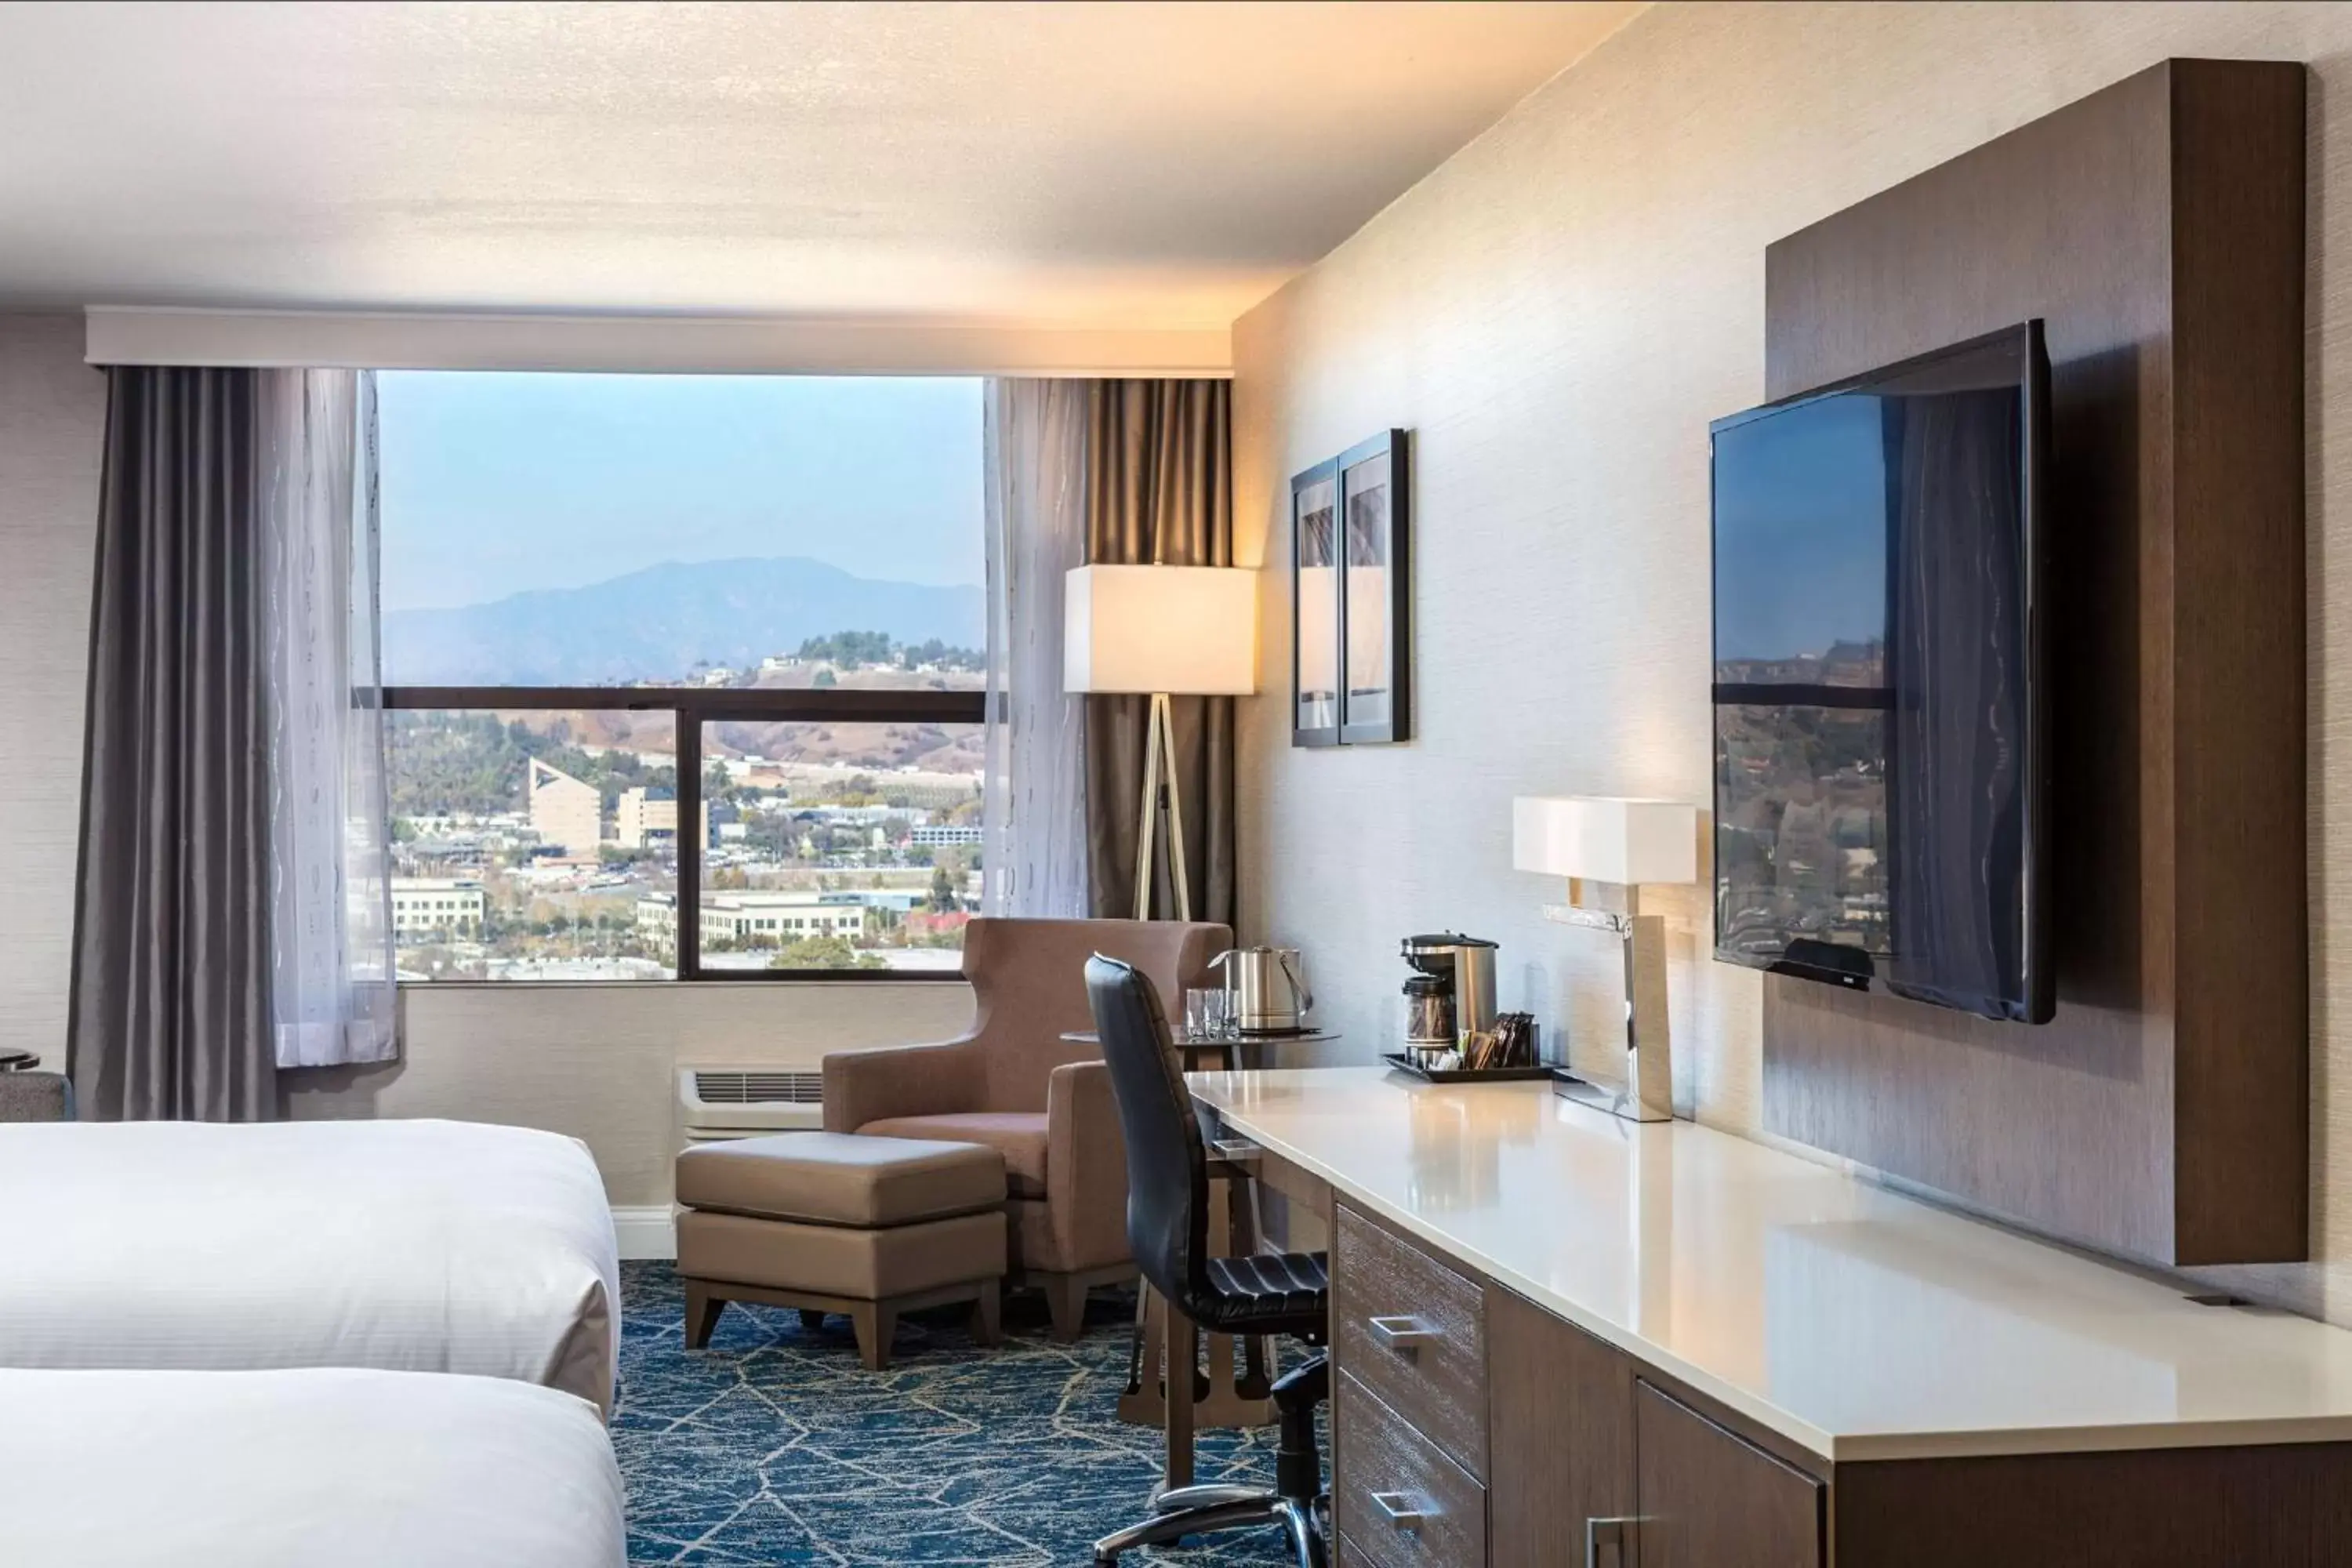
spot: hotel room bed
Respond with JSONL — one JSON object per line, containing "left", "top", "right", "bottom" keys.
{"left": 0, "top": 1118, "right": 620, "bottom": 1414}
{"left": 0, "top": 1367, "right": 626, "bottom": 1567}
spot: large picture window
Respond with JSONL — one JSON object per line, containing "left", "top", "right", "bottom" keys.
{"left": 379, "top": 372, "right": 986, "bottom": 981}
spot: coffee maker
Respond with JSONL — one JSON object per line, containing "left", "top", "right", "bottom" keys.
{"left": 1400, "top": 933, "right": 1498, "bottom": 1047}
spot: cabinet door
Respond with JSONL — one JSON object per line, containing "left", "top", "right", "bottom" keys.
{"left": 1487, "top": 1288, "right": 1636, "bottom": 1568}
{"left": 1635, "top": 1382, "right": 1822, "bottom": 1568}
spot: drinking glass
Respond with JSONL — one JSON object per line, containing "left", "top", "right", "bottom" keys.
{"left": 1185, "top": 988, "right": 1230, "bottom": 1040}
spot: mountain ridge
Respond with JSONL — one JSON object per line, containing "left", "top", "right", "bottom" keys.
{"left": 383, "top": 555, "right": 985, "bottom": 685}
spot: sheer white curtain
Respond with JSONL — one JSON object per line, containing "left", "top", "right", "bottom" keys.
{"left": 260, "top": 368, "right": 396, "bottom": 1067}
{"left": 980, "top": 379, "right": 1091, "bottom": 917}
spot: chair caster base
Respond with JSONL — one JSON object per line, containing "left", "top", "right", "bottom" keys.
{"left": 1152, "top": 1482, "right": 1267, "bottom": 1513}
{"left": 1091, "top": 1491, "right": 1327, "bottom": 1567}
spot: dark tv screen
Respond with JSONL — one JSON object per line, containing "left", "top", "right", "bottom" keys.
{"left": 1710, "top": 321, "right": 2050, "bottom": 1023}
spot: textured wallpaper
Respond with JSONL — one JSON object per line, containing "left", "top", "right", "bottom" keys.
{"left": 1233, "top": 2, "right": 2352, "bottom": 1320}
{"left": 0, "top": 316, "right": 103, "bottom": 1073}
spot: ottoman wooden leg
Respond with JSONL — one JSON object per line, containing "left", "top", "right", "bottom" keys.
{"left": 851, "top": 1300, "right": 898, "bottom": 1371}
{"left": 971, "top": 1279, "right": 1002, "bottom": 1346}
{"left": 684, "top": 1281, "right": 725, "bottom": 1349}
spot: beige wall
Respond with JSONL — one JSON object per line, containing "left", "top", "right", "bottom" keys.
{"left": 1232, "top": 2, "right": 2352, "bottom": 1319}
{"left": 285, "top": 982, "right": 976, "bottom": 1207}
{"left": 0, "top": 315, "right": 103, "bottom": 1072}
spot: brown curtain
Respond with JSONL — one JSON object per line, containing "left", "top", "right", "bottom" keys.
{"left": 68, "top": 367, "right": 277, "bottom": 1121}
{"left": 1083, "top": 379, "right": 1236, "bottom": 925}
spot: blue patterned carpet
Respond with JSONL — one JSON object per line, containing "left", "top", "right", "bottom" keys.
{"left": 615, "top": 1261, "right": 1298, "bottom": 1566}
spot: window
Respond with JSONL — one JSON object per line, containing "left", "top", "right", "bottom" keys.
{"left": 388, "top": 709, "right": 679, "bottom": 980}
{"left": 695, "top": 720, "right": 982, "bottom": 974}
{"left": 380, "top": 373, "right": 986, "bottom": 981}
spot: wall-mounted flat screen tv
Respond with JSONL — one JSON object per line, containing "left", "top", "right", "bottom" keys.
{"left": 1710, "top": 321, "right": 2052, "bottom": 1023}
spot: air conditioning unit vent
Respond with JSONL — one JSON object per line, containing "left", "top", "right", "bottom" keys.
{"left": 678, "top": 1068, "right": 826, "bottom": 1142}
{"left": 693, "top": 1070, "right": 823, "bottom": 1105}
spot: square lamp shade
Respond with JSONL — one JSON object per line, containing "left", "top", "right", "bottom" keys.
{"left": 1064, "top": 564, "right": 1258, "bottom": 695}
{"left": 1513, "top": 796, "right": 1697, "bottom": 886}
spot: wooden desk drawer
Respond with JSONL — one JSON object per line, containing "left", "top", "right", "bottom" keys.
{"left": 1334, "top": 1203, "right": 1487, "bottom": 1479}
{"left": 1335, "top": 1369, "right": 1486, "bottom": 1568}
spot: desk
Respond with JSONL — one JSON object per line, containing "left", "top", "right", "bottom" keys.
{"left": 1192, "top": 1067, "right": 2352, "bottom": 1567}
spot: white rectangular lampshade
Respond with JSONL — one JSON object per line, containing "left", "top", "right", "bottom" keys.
{"left": 1512, "top": 796, "right": 1697, "bottom": 886}
{"left": 1063, "top": 564, "right": 1258, "bottom": 695}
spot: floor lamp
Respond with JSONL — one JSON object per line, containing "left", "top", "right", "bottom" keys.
{"left": 1065, "top": 564, "right": 1258, "bottom": 921}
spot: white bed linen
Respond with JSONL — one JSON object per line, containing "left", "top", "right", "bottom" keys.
{"left": 0, "top": 1119, "right": 620, "bottom": 1413}
{"left": 0, "top": 1367, "right": 625, "bottom": 1568}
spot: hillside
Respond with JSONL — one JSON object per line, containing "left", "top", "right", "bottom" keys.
{"left": 389, "top": 701, "right": 982, "bottom": 820}
{"left": 383, "top": 556, "right": 985, "bottom": 685}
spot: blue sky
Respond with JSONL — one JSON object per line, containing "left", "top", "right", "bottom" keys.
{"left": 376, "top": 372, "right": 985, "bottom": 614}
{"left": 1712, "top": 392, "right": 1890, "bottom": 664}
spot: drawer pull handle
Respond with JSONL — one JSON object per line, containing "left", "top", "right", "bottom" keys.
{"left": 1371, "top": 1491, "right": 1426, "bottom": 1534}
{"left": 1369, "top": 1314, "right": 1435, "bottom": 1353}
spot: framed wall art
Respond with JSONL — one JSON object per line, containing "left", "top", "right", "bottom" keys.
{"left": 1291, "top": 430, "right": 1410, "bottom": 748}
{"left": 1290, "top": 456, "right": 1341, "bottom": 747}
{"left": 1337, "top": 429, "right": 1410, "bottom": 744}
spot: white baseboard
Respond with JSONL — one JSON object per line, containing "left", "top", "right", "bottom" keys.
{"left": 611, "top": 1205, "right": 677, "bottom": 1261}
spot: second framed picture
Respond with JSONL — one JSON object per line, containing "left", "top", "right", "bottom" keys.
{"left": 1290, "top": 429, "right": 1410, "bottom": 747}
{"left": 1290, "top": 457, "right": 1341, "bottom": 746}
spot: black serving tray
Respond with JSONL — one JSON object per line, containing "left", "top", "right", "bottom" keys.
{"left": 1381, "top": 1051, "right": 1554, "bottom": 1084}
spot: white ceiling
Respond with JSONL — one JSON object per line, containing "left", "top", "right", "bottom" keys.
{"left": 0, "top": 1, "right": 1643, "bottom": 329}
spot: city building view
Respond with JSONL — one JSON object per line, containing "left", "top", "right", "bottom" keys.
{"left": 387, "top": 683, "right": 985, "bottom": 981}
{"left": 378, "top": 370, "right": 988, "bottom": 981}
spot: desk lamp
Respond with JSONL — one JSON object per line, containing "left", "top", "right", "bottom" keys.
{"left": 1513, "top": 796, "right": 1697, "bottom": 1122}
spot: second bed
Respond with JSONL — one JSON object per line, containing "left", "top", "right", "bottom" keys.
{"left": 0, "top": 1116, "right": 622, "bottom": 1413}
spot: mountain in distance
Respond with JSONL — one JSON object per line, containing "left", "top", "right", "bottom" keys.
{"left": 383, "top": 556, "right": 985, "bottom": 686}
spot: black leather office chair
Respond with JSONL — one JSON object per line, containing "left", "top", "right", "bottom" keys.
{"left": 1083, "top": 953, "right": 1330, "bottom": 1568}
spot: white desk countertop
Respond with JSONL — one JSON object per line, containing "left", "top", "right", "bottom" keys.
{"left": 1189, "top": 1066, "right": 2352, "bottom": 1465}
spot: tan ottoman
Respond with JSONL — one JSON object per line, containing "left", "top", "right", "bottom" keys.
{"left": 675, "top": 1132, "right": 1007, "bottom": 1370}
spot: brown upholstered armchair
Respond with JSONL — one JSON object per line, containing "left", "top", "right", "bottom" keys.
{"left": 822, "top": 916, "right": 1229, "bottom": 1339}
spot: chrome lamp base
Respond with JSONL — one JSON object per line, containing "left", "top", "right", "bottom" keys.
{"left": 1540, "top": 899, "right": 1675, "bottom": 1123}
{"left": 1549, "top": 1065, "right": 1671, "bottom": 1123}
